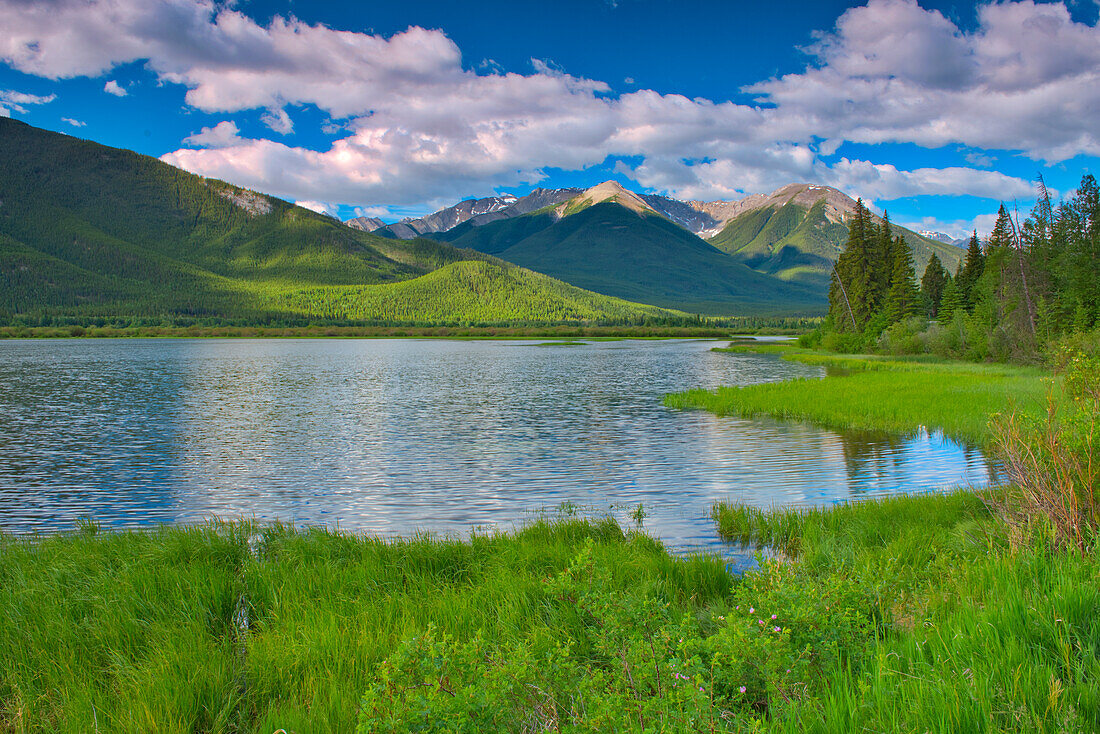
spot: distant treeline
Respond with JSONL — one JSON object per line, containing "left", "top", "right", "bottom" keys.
{"left": 811, "top": 174, "right": 1100, "bottom": 361}
{"left": 0, "top": 314, "right": 822, "bottom": 339}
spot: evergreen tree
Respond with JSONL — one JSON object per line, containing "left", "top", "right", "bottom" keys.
{"left": 956, "top": 230, "right": 985, "bottom": 310}
{"left": 870, "top": 213, "right": 894, "bottom": 312}
{"left": 828, "top": 199, "right": 875, "bottom": 332}
{"left": 920, "top": 253, "right": 946, "bottom": 317}
{"left": 987, "top": 205, "right": 1015, "bottom": 253}
{"left": 938, "top": 274, "right": 961, "bottom": 324}
{"left": 884, "top": 235, "right": 920, "bottom": 323}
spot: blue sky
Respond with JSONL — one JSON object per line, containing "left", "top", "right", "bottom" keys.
{"left": 2, "top": 0, "right": 1099, "bottom": 237}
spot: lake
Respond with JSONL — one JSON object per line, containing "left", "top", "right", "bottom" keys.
{"left": 0, "top": 338, "right": 994, "bottom": 560}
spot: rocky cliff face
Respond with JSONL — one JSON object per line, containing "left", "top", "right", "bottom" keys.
{"left": 353, "top": 189, "right": 581, "bottom": 239}
{"left": 346, "top": 216, "right": 385, "bottom": 232}
{"left": 352, "top": 182, "right": 880, "bottom": 240}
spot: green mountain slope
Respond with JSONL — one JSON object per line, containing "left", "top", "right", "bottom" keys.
{"left": 440, "top": 200, "right": 825, "bottom": 316}
{"left": 707, "top": 198, "right": 964, "bottom": 290}
{"left": 0, "top": 119, "right": 675, "bottom": 324}
{"left": 275, "top": 260, "right": 679, "bottom": 322}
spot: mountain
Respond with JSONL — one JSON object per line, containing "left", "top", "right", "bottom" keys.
{"left": 703, "top": 184, "right": 965, "bottom": 289}
{"left": 346, "top": 216, "right": 385, "bottom": 232}
{"left": 365, "top": 188, "right": 582, "bottom": 239}
{"left": 364, "top": 181, "right": 965, "bottom": 297}
{"left": 0, "top": 119, "right": 676, "bottom": 325}
{"left": 435, "top": 181, "right": 825, "bottom": 315}
{"left": 919, "top": 230, "right": 968, "bottom": 247}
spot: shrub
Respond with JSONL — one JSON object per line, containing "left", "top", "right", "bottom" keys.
{"left": 356, "top": 540, "right": 877, "bottom": 732}
{"left": 990, "top": 350, "right": 1100, "bottom": 553}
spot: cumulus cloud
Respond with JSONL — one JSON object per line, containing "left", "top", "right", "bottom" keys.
{"left": 295, "top": 199, "right": 336, "bottom": 215}
{"left": 0, "top": 88, "right": 55, "bottom": 116}
{"left": 353, "top": 205, "right": 391, "bottom": 219}
{"left": 182, "top": 120, "right": 242, "bottom": 148}
{"left": 819, "top": 159, "right": 1037, "bottom": 201}
{"left": 748, "top": 0, "right": 1100, "bottom": 161}
{"left": 103, "top": 80, "right": 127, "bottom": 96}
{"left": 260, "top": 107, "right": 293, "bottom": 134}
{"left": 901, "top": 212, "right": 1002, "bottom": 240}
{"left": 0, "top": 0, "right": 1095, "bottom": 208}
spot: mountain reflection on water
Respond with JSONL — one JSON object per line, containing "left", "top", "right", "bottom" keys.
{"left": 0, "top": 338, "right": 996, "bottom": 559}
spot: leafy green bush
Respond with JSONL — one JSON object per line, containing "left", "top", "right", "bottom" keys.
{"left": 356, "top": 539, "right": 879, "bottom": 732}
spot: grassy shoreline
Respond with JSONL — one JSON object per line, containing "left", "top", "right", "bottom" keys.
{"left": 665, "top": 342, "right": 1047, "bottom": 446}
{"left": 3, "top": 498, "right": 1096, "bottom": 732}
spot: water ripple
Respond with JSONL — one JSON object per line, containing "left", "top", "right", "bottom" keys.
{"left": 0, "top": 338, "right": 995, "bottom": 559}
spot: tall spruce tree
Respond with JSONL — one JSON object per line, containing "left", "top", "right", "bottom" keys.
{"left": 956, "top": 230, "right": 985, "bottom": 310}
{"left": 871, "top": 213, "right": 894, "bottom": 313}
{"left": 829, "top": 199, "right": 875, "bottom": 332}
{"left": 920, "top": 253, "right": 946, "bottom": 317}
{"left": 884, "top": 235, "right": 920, "bottom": 323}
{"left": 938, "top": 274, "right": 962, "bottom": 324}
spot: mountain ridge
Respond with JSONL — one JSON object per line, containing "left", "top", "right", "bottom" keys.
{"left": 0, "top": 118, "right": 679, "bottom": 325}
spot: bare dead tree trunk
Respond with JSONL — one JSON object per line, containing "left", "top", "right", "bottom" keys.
{"left": 1009, "top": 202, "right": 1038, "bottom": 340}
{"left": 832, "top": 264, "right": 857, "bottom": 332}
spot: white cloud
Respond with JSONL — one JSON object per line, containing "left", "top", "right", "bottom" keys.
{"left": 353, "top": 205, "right": 391, "bottom": 218}
{"left": 182, "top": 120, "right": 242, "bottom": 148}
{"left": 295, "top": 199, "right": 336, "bottom": 215}
{"left": 61, "top": 116, "right": 85, "bottom": 127}
{"left": 819, "top": 159, "right": 1037, "bottom": 201}
{"left": 748, "top": 0, "right": 1100, "bottom": 161}
{"left": 0, "top": 88, "right": 55, "bottom": 116}
{"left": 1, "top": 0, "right": 1095, "bottom": 208}
{"left": 103, "top": 80, "right": 127, "bottom": 96}
{"left": 260, "top": 107, "right": 293, "bottom": 134}
{"left": 900, "top": 212, "right": 1001, "bottom": 241}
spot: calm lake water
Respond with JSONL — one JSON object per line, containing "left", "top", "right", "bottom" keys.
{"left": 0, "top": 338, "right": 994, "bottom": 559}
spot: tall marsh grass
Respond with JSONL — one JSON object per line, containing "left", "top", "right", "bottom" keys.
{"left": 711, "top": 492, "right": 1099, "bottom": 732}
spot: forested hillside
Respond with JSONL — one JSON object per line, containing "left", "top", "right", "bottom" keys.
{"left": 439, "top": 200, "right": 825, "bottom": 316}
{"left": 810, "top": 178, "right": 1100, "bottom": 361}
{"left": 0, "top": 119, "right": 681, "bottom": 326}
{"left": 706, "top": 191, "right": 963, "bottom": 290}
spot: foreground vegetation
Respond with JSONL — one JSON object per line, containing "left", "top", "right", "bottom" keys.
{"left": 665, "top": 344, "right": 1046, "bottom": 446}
{"left": 710, "top": 492, "right": 1099, "bottom": 732}
{"left": 0, "top": 517, "right": 733, "bottom": 732}
{"left": 2, "top": 493, "right": 1096, "bottom": 732}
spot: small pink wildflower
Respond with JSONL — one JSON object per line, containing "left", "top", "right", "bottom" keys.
{"left": 771, "top": 614, "right": 777, "bottom": 620}
{"left": 773, "top": 626, "right": 781, "bottom": 632}
{"left": 749, "top": 607, "right": 754, "bottom": 613}
{"left": 739, "top": 686, "right": 747, "bottom": 693}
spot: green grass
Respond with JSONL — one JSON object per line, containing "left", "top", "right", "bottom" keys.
{"left": 0, "top": 517, "right": 731, "bottom": 732}
{"left": 667, "top": 348, "right": 1047, "bottom": 446}
{"left": 4, "top": 499, "right": 1096, "bottom": 732}
{"left": 709, "top": 492, "right": 1100, "bottom": 732}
